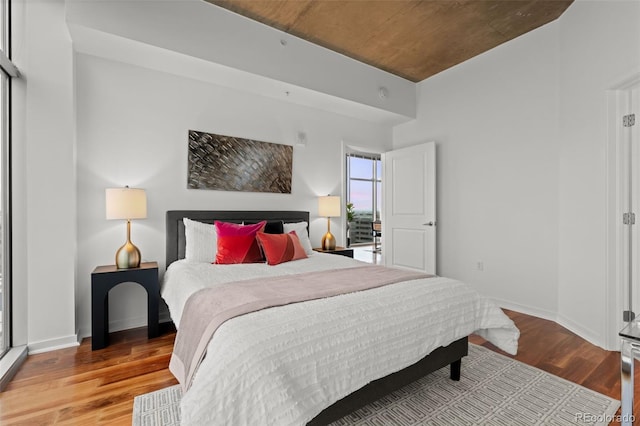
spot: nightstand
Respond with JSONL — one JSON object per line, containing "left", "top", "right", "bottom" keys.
{"left": 91, "top": 261, "right": 160, "bottom": 350}
{"left": 313, "top": 247, "right": 354, "bottom": 258}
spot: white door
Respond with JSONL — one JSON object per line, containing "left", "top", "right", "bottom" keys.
{"left": 382, "top": 142, "right": 436, "bottom": 273}
{"left": 629, "top": 85, "right": 640, "bottom": 319}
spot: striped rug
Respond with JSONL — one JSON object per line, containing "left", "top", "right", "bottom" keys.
{"left": 132, "top": 344, "right": 620, "bottom": 425}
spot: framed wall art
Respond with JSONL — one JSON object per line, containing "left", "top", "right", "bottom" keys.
{"left": 187, "top": 130, "right": 293, "bottom": 194}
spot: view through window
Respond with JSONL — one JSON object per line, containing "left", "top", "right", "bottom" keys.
{"left": 346, "top": 153, "right": 381, "bottom": 245}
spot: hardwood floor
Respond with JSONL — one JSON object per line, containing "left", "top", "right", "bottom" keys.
{"left": 0, "top": 323, "right": 178, "bottom": 425}
{"left": 471, "top": 310, "right": 629, "bottom": 425}
{"left": 0, "top": 311, "right": 633, "bottom": 425}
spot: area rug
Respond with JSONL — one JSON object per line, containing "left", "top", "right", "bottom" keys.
{"left": 132, "top": 344, "right": 620, "bottom": 425}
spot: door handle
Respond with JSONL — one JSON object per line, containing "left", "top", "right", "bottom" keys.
{"left": 423, "top": 221, "right": 435, "bottom": 226}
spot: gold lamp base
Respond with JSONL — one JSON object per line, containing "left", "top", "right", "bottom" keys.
{"left": 115, "top": 220, "right": 141, "bottom": 269}
{"left": 321, "top": 231, "right": 336, "bottom": 250}
{"left": 115, "top": 241, "right": 141, "bottom": 269}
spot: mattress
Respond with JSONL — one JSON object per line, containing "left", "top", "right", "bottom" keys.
{"left": 161, "top": 253, "right": 520, "bottom": 425}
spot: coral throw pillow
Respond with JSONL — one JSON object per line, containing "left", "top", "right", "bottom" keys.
{"left": 256, "top": 230, "right": 308, "bottom": 266}
{"left": 214, "top": 220, "right": 266, "bottom": 264}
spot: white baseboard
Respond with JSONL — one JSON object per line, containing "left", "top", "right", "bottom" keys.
{"left": 78, "top": 308, "right": 173, "bottom": 339}
{"left": 107, "top": 314, "right": 149, "bottom": 333}
{"left": 556, "top": 313, "right": 607, "bottom": 350}
{"left": 28, "top": 333, "right": 81, "bottom": 355}
{"left": 492, "top": 298, "right": 557, "bottom": 322}
{"left": 492, "top": 298, "right": 608, "bottom": 351}
{"left": 107, "top": 309, "right": 173, "bottom": 334}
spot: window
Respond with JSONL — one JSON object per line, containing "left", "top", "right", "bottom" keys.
{"left": 0, "top": 0, "right": 17, "bottom": 359}
{"left": 346, "top": 153, "right": 381, "bottom": 245}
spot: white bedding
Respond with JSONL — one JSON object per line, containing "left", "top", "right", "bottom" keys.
{"left": 162, "top": 253, "right": 363, "bottom": 328}
{"left": 162, "top": 253, "right": 520, "bottom": 425}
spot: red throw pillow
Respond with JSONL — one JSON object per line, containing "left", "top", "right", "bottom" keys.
{"left": 256, "top": 230, "right": 308, "bottom": 265}
{"left": 214, "top": 221, "right": 266, "bottom": 264}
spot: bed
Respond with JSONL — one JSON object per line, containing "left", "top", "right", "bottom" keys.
{"left": 162, "top": 210, "right": 519, "bottom": 425}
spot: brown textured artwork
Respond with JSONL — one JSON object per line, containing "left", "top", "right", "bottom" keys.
{"left": 188, "top": 130, "right": 293, "bottom": 193}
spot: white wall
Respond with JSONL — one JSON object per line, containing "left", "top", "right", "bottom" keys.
{"left": 556, "top": 0, "right": 640, "bottom": 347}
{"left": 394, "top": 0, "right": 640, "bottom": 349}
{"left": 74, "top": 54, "right": 392, "bottom": 337}
{"left": 11, "top": 0, "right": 78, "bottom": 352}
{"left": 393, "top": 22, "right": 560, "bottom": 319}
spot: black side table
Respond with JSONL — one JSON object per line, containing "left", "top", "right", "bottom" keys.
{"left": 91, "top": 261, "right": 159, "bottom": 350}
{"left": 312, "top": 247, "right": 354, "bottom": 258}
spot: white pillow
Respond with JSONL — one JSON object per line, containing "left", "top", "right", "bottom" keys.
{"left": 283, "top": 221, "right": 313, "bottom": 255}
{"left": 184, "top": 218, "right": 217, "bottom": 263}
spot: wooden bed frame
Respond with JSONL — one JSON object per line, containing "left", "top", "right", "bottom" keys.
{"left": 165, "top": 210, "right": 468, "bottom": 425}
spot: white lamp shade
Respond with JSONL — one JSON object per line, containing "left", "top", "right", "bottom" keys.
{"left": 318, "top": 195, "right": 341, "bottom": 217}
{"left": 106, "top": 187, "right": 147, "bottom": 220}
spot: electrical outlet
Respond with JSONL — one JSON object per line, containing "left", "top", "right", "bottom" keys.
{"left": 476, "top": 261, "right": 484, "bottom": 271}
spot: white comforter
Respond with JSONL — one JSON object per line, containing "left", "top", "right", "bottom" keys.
{"left": 162, "top": 254, "right": 519, "bottom": 426}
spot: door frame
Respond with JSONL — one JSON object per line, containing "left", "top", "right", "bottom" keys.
{"left": 606, "top": 73, "right": 640, "bottom": 350}
{"left": 340, "top": 140, "right": 385, "bottom": 247}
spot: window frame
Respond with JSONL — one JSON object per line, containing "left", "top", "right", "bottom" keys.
{"left": 346, "top": 152, "right": 382, "bottom": 245}
{"left": 0, "top": 0, "right": 16, "bottom": 359}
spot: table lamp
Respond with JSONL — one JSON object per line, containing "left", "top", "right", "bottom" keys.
{"left": 106, "top": 186, "right": 147, "bottom": 269}
{"left": 318, "top": 195, "right": 341, "bottom": 250}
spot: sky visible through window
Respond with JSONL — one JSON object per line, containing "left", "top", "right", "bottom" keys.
{"left": 348, "top": 156, "right": 381, "bottom": 215}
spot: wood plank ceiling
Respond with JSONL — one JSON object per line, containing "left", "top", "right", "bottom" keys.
{"left": 207, "top": 0, "right": 573, "bottom": 82}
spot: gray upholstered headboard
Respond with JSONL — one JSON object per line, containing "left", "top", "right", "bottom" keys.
{"left": 165, "top": 210, "right": 310, "bottom": 267}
